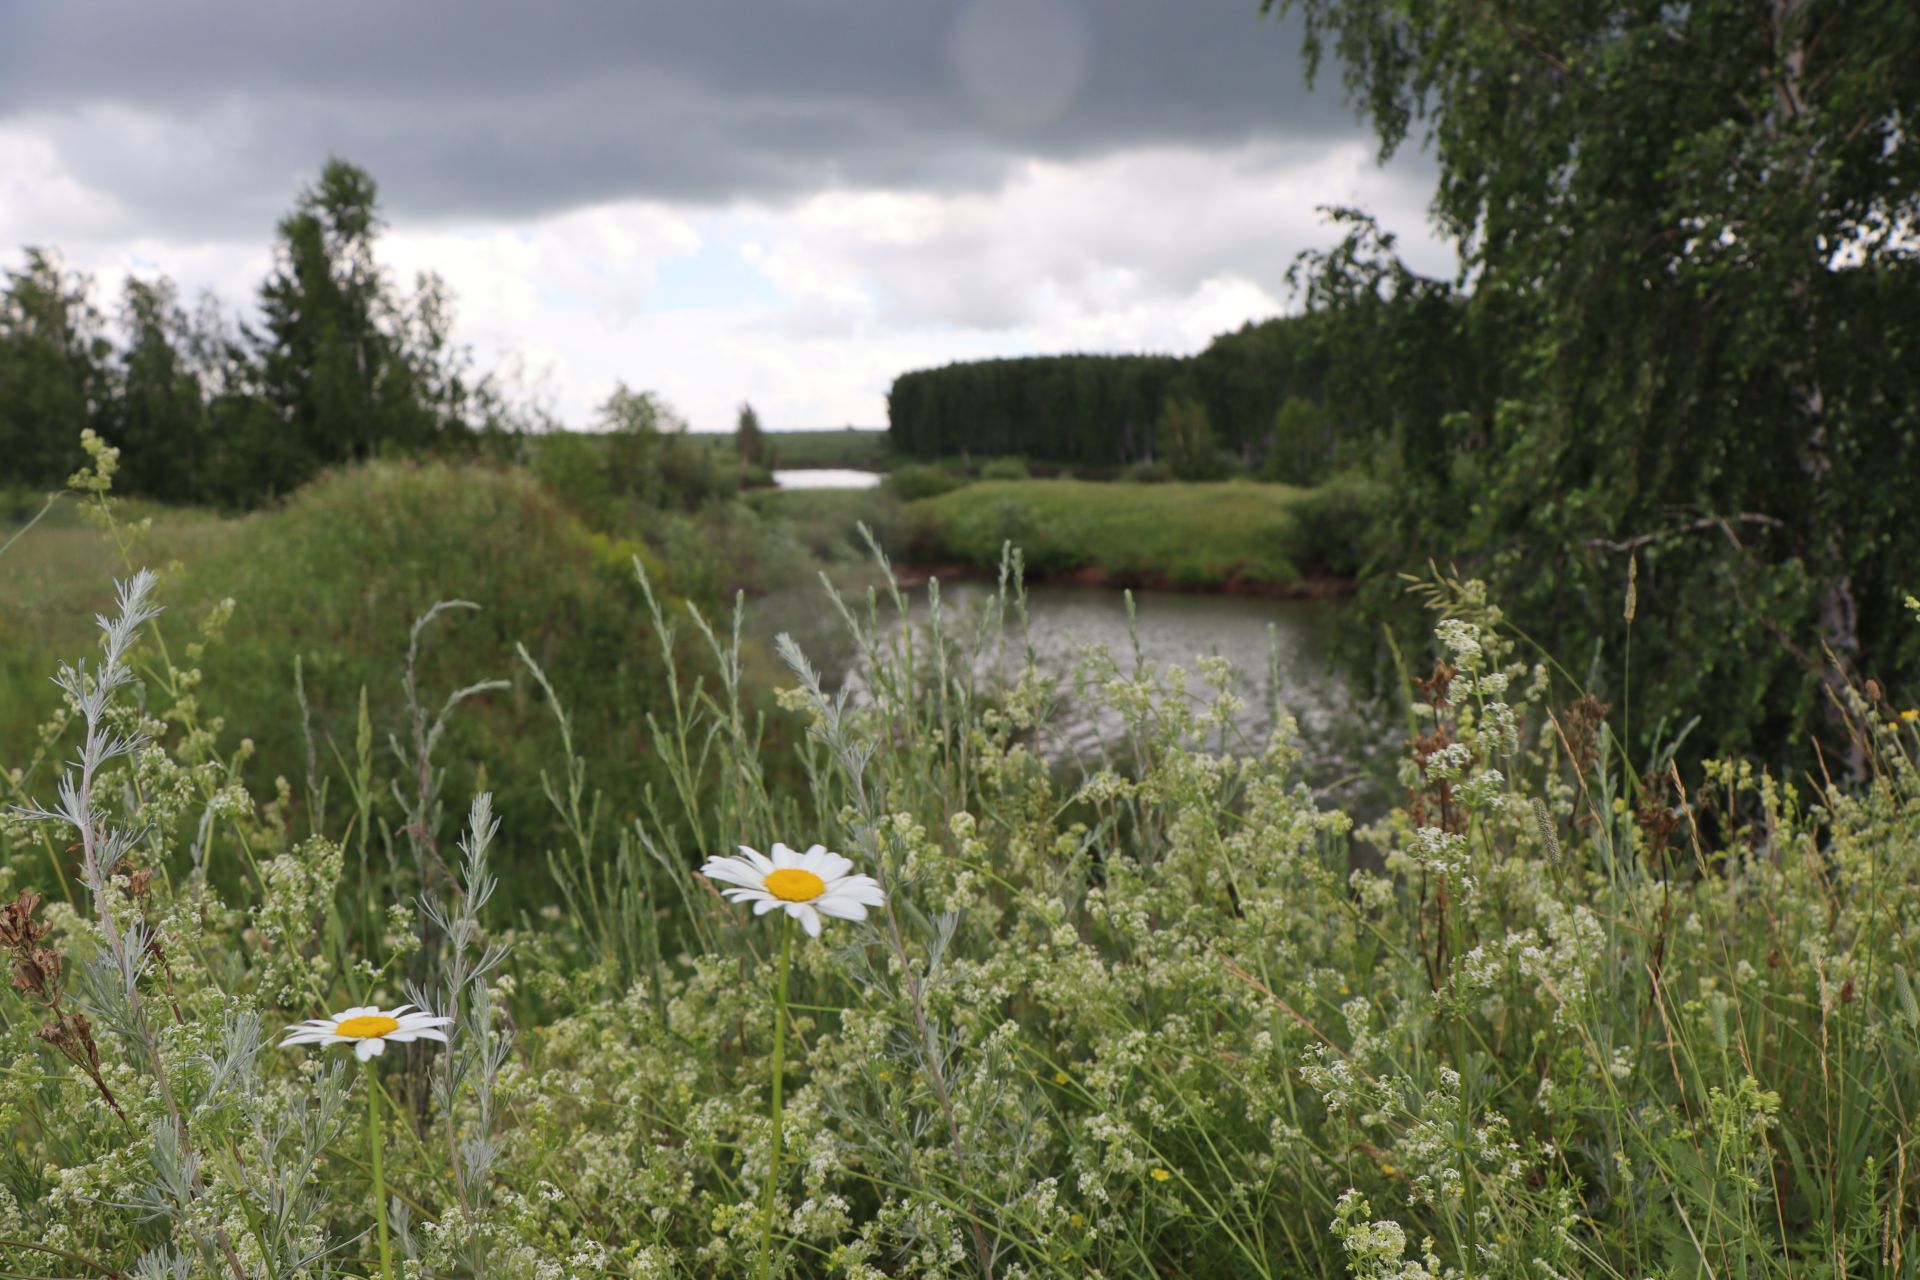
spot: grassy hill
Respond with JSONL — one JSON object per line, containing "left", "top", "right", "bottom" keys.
{"left": 0, "top": 461, "right": 796, "bottom": 877}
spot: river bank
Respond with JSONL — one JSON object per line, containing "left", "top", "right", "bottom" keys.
{"left": 890, "top": 558, "right": 1354, "bottom": 600}
{"left": 897, "top": 477, "right": 1364, "bottom": 595}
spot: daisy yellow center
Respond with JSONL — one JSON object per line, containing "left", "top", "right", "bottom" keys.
{"left": 764, "top": 868, "right": 826, "bottom": 902}
{"left": 335, "top": 1014, "right": 401, "bottom": 1039}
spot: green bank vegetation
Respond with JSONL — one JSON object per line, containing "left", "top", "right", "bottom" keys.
{"left": 901, "top": 477, "right": 1322, "bottom": 589}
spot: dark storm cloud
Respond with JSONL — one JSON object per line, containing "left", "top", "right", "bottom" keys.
{"left": 0, "top": 0, "right": 1364, "bottom": 236}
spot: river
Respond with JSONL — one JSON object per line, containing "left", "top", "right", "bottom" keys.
{"left": 765, "top": 575, "right": 1377, "bottom": 793}
{"left": 771, "top": 468, "right": 884, "bottom": 489}
{"left": 761, "top": 468, "right": 1380, "bottom": 791}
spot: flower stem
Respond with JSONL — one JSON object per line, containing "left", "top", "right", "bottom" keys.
{"left": 758, "top": 913, "right": 793, "bottom": 1280}
{"left": 365, "top": 1057, "right": 394, "bottom": 1280}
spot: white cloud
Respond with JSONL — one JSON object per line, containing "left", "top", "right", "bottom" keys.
{"left": 2, "top": 118, "right": 1451, "bottom": 433}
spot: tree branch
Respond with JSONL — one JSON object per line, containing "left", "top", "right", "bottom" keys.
{"left": 1585, "top": 513, "right": 1785, "bottom": 555}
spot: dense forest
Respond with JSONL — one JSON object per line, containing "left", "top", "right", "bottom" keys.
{"left": 885, "top": 247, "right": 1470, "bottom": 487}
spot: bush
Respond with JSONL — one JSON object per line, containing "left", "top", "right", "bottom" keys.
{"left": 1156, "top": 396, "right": 1226, "bottom": 480}
{"left": 885, "top": 461, "right": 968, "bottom": 501}
{"left": 755, "top": 487, "right": 904, "bottom": 564}
{"left": 1122, "top": 458, "right": 1173, "bottom": 483}
{"left": 1264, "top": 394, "right": 1333, "bottom": 484}
{"left": 979, "top": 455, "right": 1030, "bottom": 481}
{"left": 1282, "top": 469, "right": 1386, "bottom": 577}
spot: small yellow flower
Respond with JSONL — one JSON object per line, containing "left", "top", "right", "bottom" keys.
{"left": 1380, "top": 1163, "right": 1397, "bottom": 1177}
{"left": 1070, "top": 1214, "right": 1085, "bottom": 1227}
{"left": 1053, "top": 1071, "right": 1070, "bottom": 1085}
{"left": 1150, "top": 1168, "right": 1172, "bottom": 1182}
{"left": 1900, "top": 708, "right": 1919, "bottom": 723}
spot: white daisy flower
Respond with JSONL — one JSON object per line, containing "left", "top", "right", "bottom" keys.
{"left": 700, "top": 841, "right": 885, "bottom": 938}
{"left": 280, "top": 1004, "right": 453, "bottom": 1061}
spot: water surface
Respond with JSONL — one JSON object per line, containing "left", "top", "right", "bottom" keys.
{"left": 760, "top": 578, "right": 1371, "bottom": 787}
{"left": 934, "top": 581, "right": 1351, "bottom": 762}
{"left": 772, "top": 469, "right": 883, "bottom": 490}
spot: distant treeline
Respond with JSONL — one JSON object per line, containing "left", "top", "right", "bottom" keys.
{"left": 887, "top": 266, "right": 1469, "bottom": 482}
{"left": 0, "top": 161, "right": 508, "bottom": 506}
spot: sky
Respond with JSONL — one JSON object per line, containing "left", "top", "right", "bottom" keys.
{"left": 0, "top": 0, "right": 1454, "bottom": 432}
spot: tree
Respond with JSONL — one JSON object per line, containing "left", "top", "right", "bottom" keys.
{"left": 1267, "top": 0, "right": 1920, "bottom": 763}
{"left": 1155, "top": 397, "right": 1220, "bottom": 480}
{"left": 107, "top": 276, "right": 207, "bottom": 503}
{"left": 251, "top": 159, "right": 480, "bottom": 497}
{"left": 1265, "top": 395, "right": 1330, "bottom": 485}
{"left": 597, "top": 384, "right": 726, "bottom": 509}
{"left": 0, "top": 249, "right": 109, "bottom": 488}
{"left": 735, "top": 401, "right": 767, "bottom": 466}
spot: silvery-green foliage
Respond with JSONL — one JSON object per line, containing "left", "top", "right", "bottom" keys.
{"left": 409, "top": 791, "right": 513, "bottom": 1276}
{"left": 132, "top": 1246, "right": 194, "bottom": 1280}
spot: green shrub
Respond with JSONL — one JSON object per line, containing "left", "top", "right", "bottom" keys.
{"left": 755, "top": 486, "right": 906, "bottom": 564}
{"left": 1283, "top": 470, "right": 1386, "bottom": 577}
{"left": 979, "top": 455, "right": 1030, "bottom": 481}
{"left": 885, "top": 461, "right": 968, "bottom": 501}
{"left": 1264, "top": 394, "right": 1334, "bottom": 484}
{"left": 1156, "top": 396, "right": 1226, "bottom": 480}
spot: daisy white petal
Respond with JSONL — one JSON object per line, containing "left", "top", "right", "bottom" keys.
{"left": 789, "top": 902, "right": 823, "bottom": 937}
{"left": 702, "top": 856, "right": 764, "bottom": 888}
{"left": 815, "top": 897, "right": 870, "bottom": 922}
{"left": 355, "top": 1038, "right": 384, "bottom": 1061}
{"left": 828, "top": 876, "right": 887, "bottom": 906}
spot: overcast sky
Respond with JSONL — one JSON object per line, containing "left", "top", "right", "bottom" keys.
{"left": 0, "top": 0, "right": 1453, "bottom": 431}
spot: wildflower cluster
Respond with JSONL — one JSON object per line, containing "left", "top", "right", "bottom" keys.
{"left": 4, "top": 538, "right": 1919, "bottom": 1278}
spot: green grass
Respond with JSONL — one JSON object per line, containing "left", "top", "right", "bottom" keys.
{"left": 0, "top": 461, "right": 789, "bottom": 877}
{"left": 694, "top": 427, "right": 891, "bottom": 470}
{"left": 0, "top": 498, "right": 240, "bottom": 730}
{"left": 906, "top": 477, "right": 1313, "bottom": 587}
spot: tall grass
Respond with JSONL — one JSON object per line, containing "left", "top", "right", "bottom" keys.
{"left": 3, "top": 454, "right": 1919, "bottom": 1276}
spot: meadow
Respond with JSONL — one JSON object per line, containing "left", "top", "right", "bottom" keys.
{"left": 5, "top": 441, "right": 1920, "bottom": 1278}
{"left": 899, "top": 477, "right": 1318, "bottom": 589}
{"left": 691, "top": 428, "right": 893, "bottom": 472}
